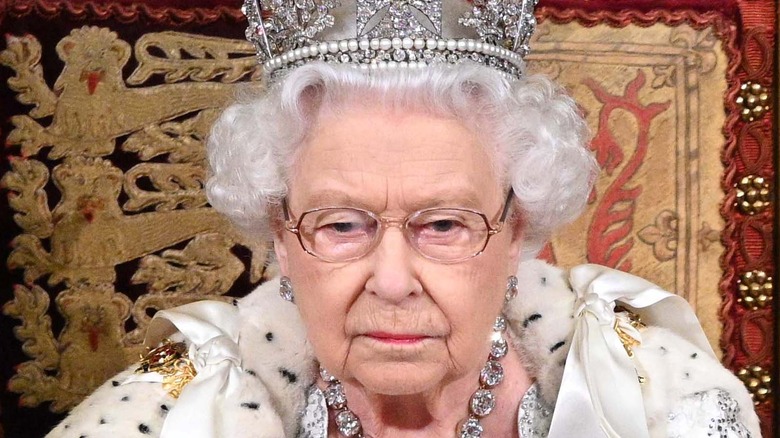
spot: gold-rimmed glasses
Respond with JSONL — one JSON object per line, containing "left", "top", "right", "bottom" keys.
{"left": 282, "top": 190, "right": 514, "bottom": 263}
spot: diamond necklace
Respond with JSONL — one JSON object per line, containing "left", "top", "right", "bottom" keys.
{"left": 320, "top": 315, "right": 510, "bottom": 438}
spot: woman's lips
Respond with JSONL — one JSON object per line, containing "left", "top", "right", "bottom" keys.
{"left": 365, "top": 332, "right": 429, "bottom": 344}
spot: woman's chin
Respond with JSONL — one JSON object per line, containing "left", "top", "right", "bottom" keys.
{"left": 349, "top": 362, "right": 449, "bottom": 396}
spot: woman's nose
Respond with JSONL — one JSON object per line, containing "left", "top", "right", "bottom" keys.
{"left": 364, "top": 228, "right": 423, "bottom": 302}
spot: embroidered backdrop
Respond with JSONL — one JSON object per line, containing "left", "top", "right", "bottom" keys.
{"left": 0, "top": 1, "right": 776, "bottom": 437}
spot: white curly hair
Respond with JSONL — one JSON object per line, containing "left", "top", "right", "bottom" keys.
{"left": 206, "top": 62, "right": 598, "bottom": 259}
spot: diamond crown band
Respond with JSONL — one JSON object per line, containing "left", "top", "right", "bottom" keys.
{"left": 242, "top": 0, "right": 539, "bottom": 80}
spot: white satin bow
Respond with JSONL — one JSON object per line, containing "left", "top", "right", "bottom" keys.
{"left": 547, "top": 264, "right": 714, "bottom": 438}
{"left": 124, "top": 300, "right": 244, "bottom": 438}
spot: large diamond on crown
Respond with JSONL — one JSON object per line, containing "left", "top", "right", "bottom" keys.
{"left": 460, "top": 0, "right": 537, "bottom": 54}
{"left": 357, "top": 0, "right": 442, "bottom": 39}
{"left": 243, "top": 0, "right": 341, "bottom": 60}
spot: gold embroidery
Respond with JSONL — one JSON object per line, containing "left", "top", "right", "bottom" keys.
{"left": 1, "top": 27, "right": 268, "bottom": 411}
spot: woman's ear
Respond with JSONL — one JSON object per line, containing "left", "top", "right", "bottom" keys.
{"left": 269, "top": 204, "right": 291, "bottom": 276}
{"left": 506, "top": 214, "right": 525, "bottom": 271}
{"left": 273, "top": 233, "right": 290, "bottom": 276}
{"left": 268, "top": 206, "right": 290, "bottom": 276}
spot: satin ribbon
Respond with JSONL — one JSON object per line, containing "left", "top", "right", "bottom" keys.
{"left": 547, "top": 264, "right": 713, "bottom": 438}
{"left": 123, "top": 300, "right": 243, "bottom": 438}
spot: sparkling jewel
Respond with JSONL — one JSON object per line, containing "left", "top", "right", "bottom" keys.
{"left": 490, "top": 336, "right": 508, "bottom": 359}
{"left": 458, "top": 416, "right": 484, "bottom": 438}
{"left": 324, "top": 383, "right": 347, "bottom": 409}
{"left": 493, "top": 315, "right": 507, "bottom": 332}
{"left": 470, "top": 389, "right": 496, "bottom": 417}
{"left": 335, "top": 409, "right": 362, "bottom": 437}
{"left": 505, "top": 275, "right": 519, "bottom": 301}
{"left": 479, "top": 360, "right": 504, "bottom": 388}
{"left": 279, "top": 276, "right": 294, "bottom": 302}
{"left": 320, "top": 367, "right": 337, "bottom": 382}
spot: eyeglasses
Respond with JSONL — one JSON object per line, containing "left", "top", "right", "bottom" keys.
{"left": 282, "top": 190, "right": 514, "bottom": 263}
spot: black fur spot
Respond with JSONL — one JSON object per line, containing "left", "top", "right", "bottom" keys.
{"left": 541, "top": 277, "right": 547, "bottom": 285}
{"left": 241, "top": 402, "right": 260, "bottom": 410}
{"left": 691, "top": 352, "right": 698, "bottom": 359}
{"left": 111, "top": 380, "right": 120, "bottom": 387}
{"left": 265, "top": 332, "right": 274, "bottom": 342}
{"left": 246, "top": 369, "right": 257, "bottom": 377}
{"left": 550, "top": 340, "right": 566, "bottom": 353}
{"left": 139, "top": 423, "right": 151, "bottom": 434}
{"left": 160, "top": 404, "right": 169, "bottom": 415}
{"left": 79, "top": 435, "right": 86, "bottom": 438}
{"left": 659, "top": 346, "right": 668, "bottom": 354}
{"left": 683, "top": 372, "right": 690, "bottom": 379}
{"left": 522, "top": 313, "right": 542, "bottom": 328}
{"left": 232, "top": 299, "right": 239, "bottom": 306}
{"left": 121, "top": 395, "right": 130, "bottom": 402}
{"left": 99, "top": 418, "right": 106, "bottom": 425}
{"left": 64, "top": 424, "right": 70, "bottom": 429}
{"left": 279, "top": 367, "right": 298, "bottom": 384}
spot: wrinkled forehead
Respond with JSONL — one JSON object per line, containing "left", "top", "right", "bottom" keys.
{"left": 287, "top": 107, "right": 506, "bottom": 214}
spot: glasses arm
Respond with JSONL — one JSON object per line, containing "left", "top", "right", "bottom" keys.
{"left": 499, "top": 188, "right": 515, "bottom": 223}
{"left": 281, "top": 198, "right": 291, "bottom": 221}
{"left": 486, "top": 188, "right": 515, "bottom": 235}
{"left": 281, "top": 198, "right": 300, "bottom": 233}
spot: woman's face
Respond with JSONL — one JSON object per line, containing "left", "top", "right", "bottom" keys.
{"left": 274, "top": 106, "right": 523, "bottom": 396}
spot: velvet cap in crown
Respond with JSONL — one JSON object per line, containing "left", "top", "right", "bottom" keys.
{"left": 242, "top": 0, "right": 539, "bottom": 80}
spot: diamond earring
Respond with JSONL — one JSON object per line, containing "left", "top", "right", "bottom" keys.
{"left": 505, "top": 275, "right": 518, "bottom": 302}
{"left": 280, "top": 276, "right": 294, "bottom": 302}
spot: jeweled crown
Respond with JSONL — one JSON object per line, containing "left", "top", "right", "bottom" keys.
{"left": 242, "top": 0, "right": 539, "bottom": 80}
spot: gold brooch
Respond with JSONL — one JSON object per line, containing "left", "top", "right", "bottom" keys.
{"left": 136, "top": 339, "right": 197, "bottom": 399}
{"left": 613, "top": 306, "right": 646, "bottom": 358}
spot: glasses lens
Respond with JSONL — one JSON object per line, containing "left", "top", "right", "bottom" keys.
{"left": 298, "top": 208, "right": 378, "bottom": 261}
{"left": 406, "top": 209, "right": 489, "bottom": 261}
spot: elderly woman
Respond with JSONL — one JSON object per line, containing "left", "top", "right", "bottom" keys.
{"left": 47, "top": 1, "right": 760, "bottom": 438}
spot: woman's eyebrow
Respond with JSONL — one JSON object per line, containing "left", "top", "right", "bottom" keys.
{"left": 300, "top": 188, "right": 486, "bottom": 211}
{"left": 295, "top": 190, "right": 374, "bottom": 209}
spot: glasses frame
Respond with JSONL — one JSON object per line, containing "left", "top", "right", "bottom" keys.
{"left": 281, "top": 189, "right": 515, "bottom": 263}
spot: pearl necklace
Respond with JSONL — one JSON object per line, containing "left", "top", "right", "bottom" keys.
{"left": 320, "top": 315, "right": 510, "bottom": 438}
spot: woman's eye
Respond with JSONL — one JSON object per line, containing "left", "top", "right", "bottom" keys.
{"left": 421, "top": 218, "right": 467, "bottom": 234}
{"left": 328, "top": 222, "right": 358, "bottom": 233}
{"left": 428, "top": 220, "right": 456, "bottom": 232}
